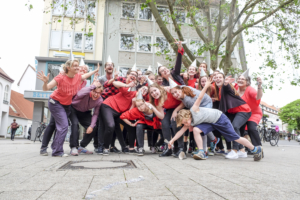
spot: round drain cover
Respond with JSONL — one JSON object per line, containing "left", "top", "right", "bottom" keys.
{"left": 70, "top": 161, "right": 128, "bottom": 169}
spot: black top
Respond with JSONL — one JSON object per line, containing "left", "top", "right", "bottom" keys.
{"left": 162, "top": 51, "right": 185, "bottom": 86}
{"left": 219, "top": 83, "right": 246, "bottom": 113}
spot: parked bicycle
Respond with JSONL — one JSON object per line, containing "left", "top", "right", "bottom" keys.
{"left": 34, "top": 122, "right": 47, "bottom": 143}
{"left": 258, "top": 123, "right": 279, "bottom": 146}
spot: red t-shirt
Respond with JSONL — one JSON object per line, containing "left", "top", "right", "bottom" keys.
{"left": 103, "top": 87, "right": 137, "bottom": 113}
{"left": 50, "top": 73, "right": 82, "bottom": 105}
{"left": 188, "top": 78, "right": 197, "bottom": 88}
{"left": 241, "top": 86, "right": 262, "bottom": 124}
{"left": 163, "top": 80, "right": 181, "bottom": 109}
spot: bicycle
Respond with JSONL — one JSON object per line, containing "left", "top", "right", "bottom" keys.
{"left": 34, "top": 122, "right": 47, "bottom": 143}
{"left": 258, "top": 124, "right": 279, "bottom": 146}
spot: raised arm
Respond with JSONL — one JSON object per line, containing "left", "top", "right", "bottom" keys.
{"left": 171, "top": 102, "right": 185, "bottom": 121}
{"left": 81, "top": 63, "right": 100, "bottom": 81}
{"left": 168, "top": 126, "right": 188, "bottom": 148}
{"left": 112, "top": 81, "right": 135, "bottom": 89}
{"left": 145, "top": 102, "right": 164, "bottom": 119}
{"left": 37, "top": 71, "right": 57, "bottom": 91}
{"left": 256, "top": 77, "right": 263, "bottom": 100}
{"left": 191, "top": 80, "right": 211, "bottom": 112}
{"left": 173, "top": 40, "right": 184, "bottom": 75}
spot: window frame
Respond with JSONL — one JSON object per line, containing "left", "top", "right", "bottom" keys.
{"left": 119, "top": 33, "right": 136, "bottom": 52}
{"left": 121, "top": 2, "right": 137, "bottom": 20}
{"left": 138, "top": 3, "right": 153, "bottom": 21}
{"left": 137, "top": 35, "right": 153, "bottom": 53}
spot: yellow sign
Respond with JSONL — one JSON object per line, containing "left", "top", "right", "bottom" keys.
{"left": 57, "top": 51, "right": 85, "bottom": 56}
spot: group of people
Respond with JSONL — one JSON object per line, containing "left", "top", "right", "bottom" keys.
{"left": 37, "top": 41, "right": 264, "bottom": 161}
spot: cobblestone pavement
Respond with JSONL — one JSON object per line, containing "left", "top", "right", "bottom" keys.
{"left": 0, "top": 139, "right": 299, "bottom": 200}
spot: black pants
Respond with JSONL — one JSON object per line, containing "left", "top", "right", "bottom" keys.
{"left": 69, "top": 106, "right": 98, "bottom": 149}
{"left": 98, "top": 104, "right": 126, "bottom": 149}
{"left": 228, "top": 112, "right": 251, "bottom": 150}
{"left": 162, "top": 109, "right": 183, "bottom": 148}
{"left": 11, "top": 129, "right": 17, "bottom": 140}
{"left": 240, "top": 121, "right": 262, "bottom": 146}
{"left": 41, "top": 115, "right": 56, "bottom": 149}
{"left": 136, "top": 124, "right": 161, "bottom": 148}
{"left": 118, "top": 120, "right": 136, "bottom": 148}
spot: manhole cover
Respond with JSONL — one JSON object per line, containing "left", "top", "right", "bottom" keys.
{"left": 58, "top": 160, "right": 136, "bottom": 170}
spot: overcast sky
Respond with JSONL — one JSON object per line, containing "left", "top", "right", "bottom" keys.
{"left": 1, "top": 0, "right": 299, "bottom": 108}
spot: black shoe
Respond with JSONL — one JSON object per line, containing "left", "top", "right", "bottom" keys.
{"left": 173, "top": 148, "right": 184, "bottom": 158}
{"left": 122, "top": 147, "right": 129, "bottom": 153}
{"left": 129, "top": 149, "right": 137, "bottom": 154}
{"left": 159, "top": 148, "right": 172, "bottom": 157}
{"left": 40, "top": 148, "right": 48, "bottom": 156}
{"left": 110, "top": 146, "right": 121, "bottom": 153}
{"left": 95, "top": 146, "right": 103, "bottom": 155}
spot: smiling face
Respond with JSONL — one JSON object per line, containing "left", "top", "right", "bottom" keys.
{"left": 79, "top": 65, "right": 88, "bottom": 75}
{"left": 68, "top": 61, "right": 80, "bottom": 74}
{"left": 212, "top": 71, "right": 220, "bottom": 81}
{"left": 149, "top": 87, "right": 161, "bottom": 99}
{"left": 158, "top": 66, "right": 170, "bottom": 79}
{"left": 156, "top": 77, "right": 163, "bottom": 85}
{"left": 237, "top": 75, "right": 247, "bottom": 87}
{"left": 199, "top": 63, "right": 207, "bottom": 72}
{"left": 171, "top": 88, "right": 183, "bottom": 100}
{"left": 91, "top": 88, "right": 102, "bottom": 100}
{"left": 149, "top": 74, "right": 155, "bottom": 82}
{"left": 200, "top": 76, "right": 208, "bottom": 87}
{"left": 215, "top": 73, "right": 225, "bottom": 87}
{"left": 126, "top": 71, "right": 137, "bottom": 83}
{"left": 137, "top": 71, "right": 143, "bottom": 81}
{"left": 188, "top": 66, "right": 197, "bottom": 76}
{"left": 140, "top": 86, "right": 149, "bottom": 96}
{"left": 181, "top": 118, "right": 192, "bottom": 127}
{"left": 136, "top": 100, "right": 148, "bottom": 113}
{"left": 105, "top": 62, "right": 114, "bottom": 74}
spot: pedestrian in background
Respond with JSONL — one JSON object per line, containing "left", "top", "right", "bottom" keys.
{"left": 11, "top": 119, "right": 19, "bottom": 141}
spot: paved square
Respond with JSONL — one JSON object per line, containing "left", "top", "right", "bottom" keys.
{"left": 0, "top": 139, "right": 299, "bottom": 200}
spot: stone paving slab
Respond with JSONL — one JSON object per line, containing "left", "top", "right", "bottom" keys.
{"left": 0, "top": 139, "right": 299, "bottom": 200}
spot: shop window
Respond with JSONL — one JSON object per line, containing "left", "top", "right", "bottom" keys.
{"left": 138, "top": 36, "right": 152, "bottom": 52}
{"left": 155, "top": 37, "right": 169, "bottom": 52}
{"left": 139, "top": 5, "right": 152, "bottom": 20}
{"left": 122, "top": 3, "right": 136, "bottom": 19}
{"left": 120, "top": 34, "right": 135, "bottom": 51}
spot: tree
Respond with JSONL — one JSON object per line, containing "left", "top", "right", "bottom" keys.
{"left": 278, "top": 99, "right": 300, "bottom": 130}
{"left": 28, "top": 0, "right": 300, "bottom": 88}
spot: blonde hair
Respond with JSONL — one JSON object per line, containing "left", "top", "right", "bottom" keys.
{"left": 149, "top": 83, "right": 167, "bottom": 107}
{"left": 198, "top": 76, "right": 212, "bottom": 96}
{"left": 62, "top": 59, "right": 79, "bottom": 73}
{"left": 176, "top": 109, "right": 192, "bottom": 127}
{"left": 174, "top": 85, "right": 196, "bottom": 98}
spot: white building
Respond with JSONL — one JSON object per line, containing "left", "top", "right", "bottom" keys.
{"left": 0, "top": 68, "right": 14, "bottom": 138}
{"left": 17, "top": 65, "right": 36, "bottom": 95}
{"left": 260, "top": 101, "right": 287, "bottom": 131}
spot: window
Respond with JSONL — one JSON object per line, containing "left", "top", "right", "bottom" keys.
{"left": 190, "top": 40, "right": 203, "bottom": 56}
{"left": 85, "top": 35, "right": 93, "bottom": 50}
{"left": 155, "top": 37, "right": 169, "bottom": 52}
{"left": 73, "top": 32, "right": 83, "bottom": 50}
{"left": 120, "top": 34, "right": 135, "bottom": 51}
{"left": 50, "top": 31, "right": 61, "bottom": 48}
{"left": 157, "top": 6, "right": 169, "bottom": 22}
{"left": 87, "top": 1, "right": 96, "bottom": 18}
{"left": 122, "top": 3, "right": 136, "bottom": 19}
{"left": 52, "top": 0, "right": 64, "bottom": 15}
{"left": 65, "top": 0, "right": 75, "bottom": 16}
{"left": 210, "top": 8, "right": 219, "bottom": 25}
{"left": 174, "top": 9, "right": 186, "bottom": 24}
{"left": 76, "top": 0, "right": 86, "bottom": 18}
{"left": 139, "top": 4, "right": 152, "bottom": 20}
{"left": 119, "top": 67, "right": 131, "bottom": 77}
{"left": 4, "top": 85, "right": 9, "bottom": 102}
{"left": 62, "top": 32, "right": 72, "bottom": 49}
{"left": 138, "top": 36, "right": 152, "bottom": 52}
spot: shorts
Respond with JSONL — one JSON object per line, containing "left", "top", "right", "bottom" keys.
{"left": 194, "top": 113, "right": 240, "bottom": 142}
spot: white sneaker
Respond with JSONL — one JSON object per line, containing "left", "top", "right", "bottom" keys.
{"left": 237, "top": 151, "right": 247, "bottom": 158}
{"left": 225, "top": 151, "right": 238, "bottom": 159}
{"left": 70, "top": 147, "right": 78, "bottom": 156}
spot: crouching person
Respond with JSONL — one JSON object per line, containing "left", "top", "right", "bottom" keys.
{"left": 69, "top": 80, "right": 103, "bottom": 155}
{"left": 168, "top": 80, "right": 263, "bottom": 161}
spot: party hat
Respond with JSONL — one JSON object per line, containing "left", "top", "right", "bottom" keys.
{"left": 107, "top": 55, "right": 112, "bottom": 63}
{"left": 191, "top": 59, "right": 197, "bottom": 68}
{"left": 209, "top": 68, "right": 213, "bottom": 75}
{"left": 169, "top": 78, "right": 178, "bottom": 89}
{"left": 202, "top": 60, "right": 206, "bottom": 64}
{"left": 147, "top": 76, "right": 154, "bottom": 86}
{"left": 69, "top": 50, "right": 74, "bottom": 61}
{"left": 147, "top": 65, "right": 152, "bottom": 72}
{"left": 157, "top": 62, "right": 163, "bottom": 67}
{"left": 136, "top": 90, "right": 143, "bottom": 100}
{"left": 128, "top": 86, "right": 137, "bottom": 92}
{"left": 241, "top": 68, "right": 249, "bottom": 78}
{"left": 131, "top": 63, "right": 137, "bottom": 71}
{"left": 219, "top": 68, "right": 224, "bottom": 74}
{"left": 79, "top": 58, "right": 85, "bottom": 66}
{"left": 200, "top": 68, "right": 206, "bottom": 77}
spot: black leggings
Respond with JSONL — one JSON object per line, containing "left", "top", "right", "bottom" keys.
{"left": 136, "top": 124, "right": 161, "bottom": 148}
{"left": 240, "top": 121, "right": 262, "bottom": 146}
{"left": 162, "top": 109, "right": 183, "bottom": 148}
{"left": 98, "top": 104, "right": 126, "bottom": 149}
{"left": 119, "top": 120, "right": 136, "bottom": 148}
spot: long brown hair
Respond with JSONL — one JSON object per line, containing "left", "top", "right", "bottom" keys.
{"left": 174, "top": 85, "right": 196, "bottom": 98}
{"left": 148, "top": 83, "right": 167, "bottom": 107}
{"left": 184, "top": 66, "right": 198, "bottom": 85}
{"left": 197, "top": 76, "right": 212, "bottom": 96}
{"left": 215, "top": 73, "right": 238, "bottom": 100}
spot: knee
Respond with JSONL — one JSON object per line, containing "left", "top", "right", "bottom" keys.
{"left": 193, "top": 127, "right": 201, "bottom": 134}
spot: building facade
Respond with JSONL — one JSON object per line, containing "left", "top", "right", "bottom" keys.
{"left": 260, "top": 101, "right": 287, "bottom": 131}
{"left": 17, "top": 65, "right": 36, "bottom": 95}
{"left": 0, "top": 68, "right": 14, "bottom": 138}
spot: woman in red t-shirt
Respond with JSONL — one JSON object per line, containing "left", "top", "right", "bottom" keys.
{"left": 215, "top": 73, "right": 252, "bottom": 159}
{"left": 237, "top": 75, "right": 263, "bottom": 147}
{"left": 37, "top": 59, "right": 99, "bottom": 157}
{"left": 181, "top": 64, "right": 198, "bottom": 88}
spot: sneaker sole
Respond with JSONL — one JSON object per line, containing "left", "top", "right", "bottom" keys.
{"left": 179, "top": 152, "right": 186, "bottom": 160}
{"left": 40, "top": 153, "right": 48, "bottom": 156}
{"left": 137, "top": 154, "right": 144, "bottom": 156}
{"left": 193, "top": 154, "right": 206, "bottom": 160}
{"left": 225, "top": 156, "right": 238, "bottom": 159}
{"left": 103, "top": 154, "right": 109, "bottom": 156}
{"left": 254, "top": 147, "right": 263, "bottom": 161}
{"left": 97, "top": 153, "right": 103, "bottom": 155}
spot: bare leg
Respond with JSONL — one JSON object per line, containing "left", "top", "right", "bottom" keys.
{"left": 235, "top": 137, "right": 254, "bottom": 151}
{"left": 193, "top": 127, "right": 203, "bottom": 150}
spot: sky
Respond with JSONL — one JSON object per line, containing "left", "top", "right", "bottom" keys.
{"left": 0, "top": 0, "right": 299, "bottom": 108}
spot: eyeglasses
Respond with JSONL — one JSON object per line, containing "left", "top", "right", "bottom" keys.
{"left": 130, "top": 73, "right": 137, "bottom": 77}
{"left": 136, "top": 103, "right": 145, "bottom": 108}
{"left": 238, "top": 78, "right": 246, "bottom": 81}
{"left": 106, "top": 64, "right": 113, "bottom": 67}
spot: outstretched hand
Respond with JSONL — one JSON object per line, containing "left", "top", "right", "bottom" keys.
{"left": 224, "top": 75, "right": 235, "bottom": 85}
{"left": 174, "top": 38, "right": 183, "bottom": 51}
{"left": 114, "top": 68, "right": 119, "bottom": 79}
{"left": 37, "top": 71, "right": 50, "bottom": 83}
{"left": 257, "top": 77, "right": 262, "bottom": 87}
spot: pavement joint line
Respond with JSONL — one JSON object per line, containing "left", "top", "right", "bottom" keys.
{"left": 21, "top": 159, "right": 45, "bottom": 169}
{"left": 84, "top": 175, "right": 95, "bottom": 199}
{"left": 123, "top": 170, "right": 128, "bottom": 187}
{"left": 150, "top": 156, "right": 182, "bottom": 174}
{"left": 136, "top": 158, "right": 159, "bottom": 180}
{"left": 235, "top": 172, "right": 260, "bottom": 181}
{"left": 208, "top": 173, "right": 239, "bottom": 186}
{"left": 188, "top": 178, "right": 227, "bottom": 200}
{"left": 165, "top": 186, "right": 179, "bottom": 200}
{"left": 36, "top": 183, "right": 56, "bottom": 200}
{"left": 0, "top": 172, "right": 11, "bottom": 178}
